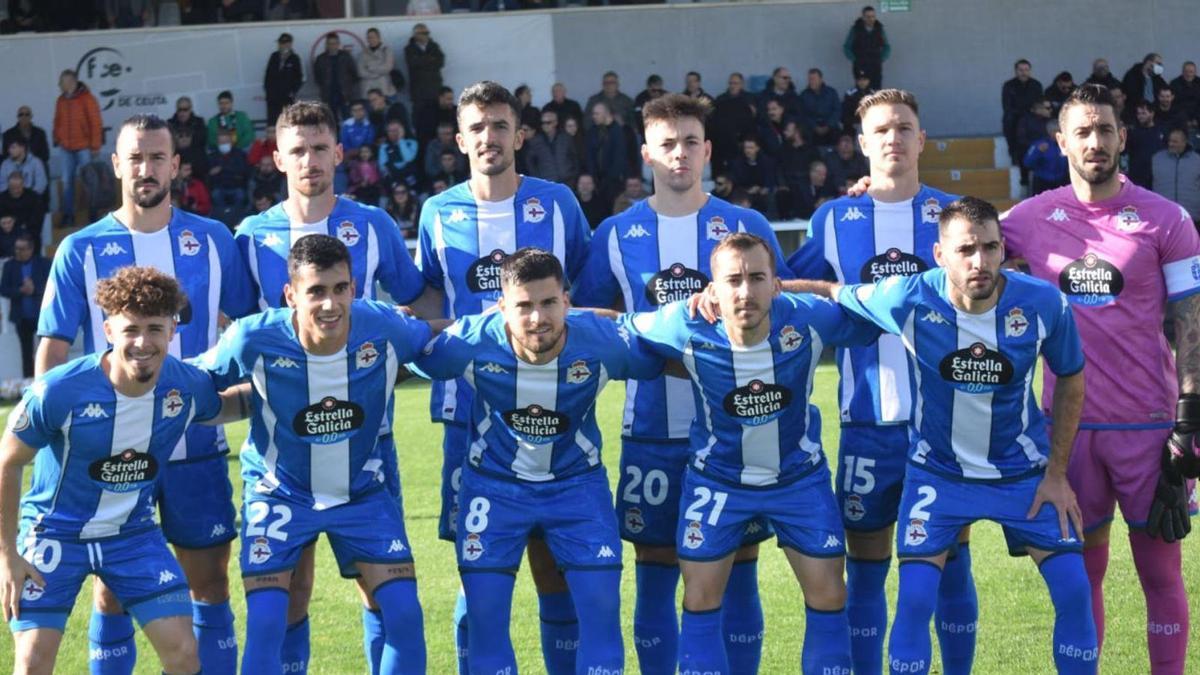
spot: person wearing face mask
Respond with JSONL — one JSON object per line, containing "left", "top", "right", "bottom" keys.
{"left": 264, "top": 33, "right": 304, "bottom": 125}
{"left": 208, "top": 129, "right": 250, "bottom": 222}
{"left": 1122, "top": 52, "right": 1169, "bottom": 106}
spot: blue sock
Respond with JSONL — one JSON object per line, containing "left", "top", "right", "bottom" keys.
{"left": 846, "top": 557, "right": 890, "bottom": 675}
{"left": 936, "top": 545, "right": 978, "bottom": 675}
{"left": 802, "top": 605, "right": 852, "bottom": 675}
{"left": 679, "top": 608, "right": 728, "bottom": 674}
{"left": 887, "top": 561, "right": 941, "bottom": 675}
{"left": 192, "top": 600, "right": 237, "bottom": 675}
{"left": 88, "top": 610, "right": 137, "bottom": 675}
{"left": 281, "top": 615, "right": 310, "bottom": 675}
{"left": 362, "top": 608, "right": 384, "bottom": 675}
{"left": 374, "top": 579, "right": 427, "bottom": 675}
{"left": 633, "top": 562, "right": 680, "bottom": 675}
{"left": 453, "top": 589, "right": 469, "bottom": 675}
{"left": 538, "top": 590, "right": 579, "bottom": 675}
{"left": 1039, "top": 553, "right": 1099, "bottom": 674}
{"left": 722, "top": 559, "right": 764, "bottom": 675}
{"left": 564, "top": 568, "right": 624, "bottom": 674}
{"left": 463, "top": 572, "right": 517, "bottom": 675}
{"left": 242, "top": 588, "right": 289, "bottom": 675}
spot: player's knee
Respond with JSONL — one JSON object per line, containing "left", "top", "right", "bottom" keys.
{"left": 92, "top": 584, "right": 124, "bottom": 614}
{"left": 286, "top": 575, "right": 314, "bottom": 621}
{"left": 682, "top": 581, "right": 724, "bottom": 612}
{"left": 804, "top": 577, "right": 848, "bottom": 612}
{"left": 156, "top": 634, "right": 200, "bottom": 674}
{"left": 14, "top": 638, "right": 57, "bottom": 675}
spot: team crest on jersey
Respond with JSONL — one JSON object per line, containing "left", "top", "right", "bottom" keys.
{"left": 523, "top": 197, "right": 547, "bottom": 223}
{"left": 462, "top": 533, "right": 485, "bottom": 561}
{"left": 682, "top": 521, "right": 705, "bottom": 549}
{"left": 921, "top": 198, "right": 943, "bottom": 223}
{"left": 248, "top": 536, "right": 273, "bottom": 564}
{"left": 1116, "top": 206, "right": 1143, "bottom": 232}
{"left": 624, "top": 507, "right": 645, "bottom": 534}
{"left": 1004, "top": 307, "right": 1029, "bottom": 338}
{"left": 8, "top": 401, "right": 29, "bottom": 433}
{"left": 904, "top": 519, "right": 927, "bottom": 547}
{"left": 779, "top": 325, "right": 804, "bottom": 353}
{"left": 337, "top": 221, "right": 361, "bottom": 246}
{"left": 89, "top": 449, "right": 159, "bottom": 493}
{"left": 178, "top": 229, "right": 202, "bottom": 256}
{"left": 566, "top": 359, "right": 592, "bottom": 384}
{"left": 705, "top": 216, "right": 730, "bottom": 241}
{"left": 162, "top": 389, "right": 185, "bottom": 418}
{"left": 356, "top": 341, "right": 380, "bottom": 369}
{"left": 21, "top": 579, "right": 44, "bottom": 602}
{"left": 724, "top": 379, "right": 792, "bottom": 426}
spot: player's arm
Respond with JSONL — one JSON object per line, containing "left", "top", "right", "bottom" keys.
{"left": 0, "top": 430, "right": 42, "bottom": 622}
{"left": 834, "top": 275, "right": 917, "bottom": 336}
{"left": 1028, "top": 369, "right": 1085, "bottom": 541}
{"left": 780, "top": 278, "right": 839, "bottom": 297}
{"left": 35, "top": 337, "right": 71, "bottom": 378}
{"left": 35, "top": 239, "right": 89, "bottom": 377}
{"left": 405, "top": 285, "right": 446, "bottom": 320}
{"left": 200, "top": 382, "right": 253, "bottom": 426}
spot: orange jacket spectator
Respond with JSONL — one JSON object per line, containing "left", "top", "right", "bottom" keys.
{"left": 53, "top": 81, "right": 102, "bottom": 152}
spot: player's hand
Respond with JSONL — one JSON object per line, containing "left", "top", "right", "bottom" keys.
{"left": 394, "top": 305, "right": 416, "bottom": 317}
{"left": 1166, "top": 394, "right": 1200, "bottom": 478}
{"left": 847, "top": 175, "right": 871, "bottom": 197}
{"left": 1028, "top": 469, "right": 1083, "bottom": 543}
{"left": 685, "top": 287, "right": 719, "bottom": 324}
{"left": 0, "top": 551, "right": 43, "bottom": 622}
{"left": 1146, "top": 447, "right": 1193, "bottom": 543}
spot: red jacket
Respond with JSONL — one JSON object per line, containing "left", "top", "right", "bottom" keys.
{"left": 54, "top": 83, "right": 103, "bottom": 152}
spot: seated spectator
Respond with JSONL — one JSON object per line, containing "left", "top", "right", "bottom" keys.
{"left": 348, "top": 144, "right": 383, "bottom": 206}
{"left": 1023, "top": 119, "right": 1069, "bottom": 195}
{"left": 612, "top": 176, "right": 648, "bottom": 215}
{"left": 423, "top": 121, "right": 465, "bottom": 185}
{"left": 426, "top": 177, "right": 450, "bottom": 199}
{"left": 1044, "top": 71, "right": 1076, "bottom": 116}
{"left": 207, "top": 130, "right": 250, "bottom": 222}
{"left": 174, "top": 127, "right": 209, "bottom": 182}
{"left": 525, "top": 110, "right": 578, "bottom": 186}
{"left": 793, "top": 158, "right": 837, "bottom": 219}
{"left": 221, "top": 0, "right": 263, "bottom": 21}
{"left": 633, "top": 74, "right": 667, "bottom": 136}
{"left": 0, "top": 231, "right": 48, "bottom": 378}
{"left": 758, "top": 99, "right": 788, "bottom": 159}
{"left": 268, "top": 0, "right": 310, "bottom": 20}
{"left": 1, "top": 139, "right": 47, "bottom": 198}
{"left": 1155, "top": 85, "right": 1189, "bottom": 131}
{"left": 682, "top": 71, "right": 713, "bottom": 104}
{"left": 515, "top": 121, "right": 536, "bottom": 177}
{"left": 368, "top": 88, "right": 412, "bottom": 140}
{"left": 2, "top": 106, "right": 50, "bottom": 164}
{"left": 1, "top": 2, "right": 43, "bottom": 33}
{"left": 758, "top": 67, "right": 800, "bottom": 123}
{"left": 563, "top": 116, "right": 587, "bottom": 177}
{"left": 174, "top": 160, "right": 212, "bottom": 215}
{"left": 798, "top": 68, "right": 841, "bottom": 146}
{"left": 1084, "top": 58, "right": 1122, "bottom": 90}
{"left": 1110, "top": 86, "right": 1130, "bottom": 125}
{"left": 727, "top": 188, "right": 754, "bottom": 210}
{"left": 386, "top": 182, "right": 420, "bottom": 239}
{"left": 1016, "top": 97, "right": 1053, "bottom": 162}
{"left": 432, "top": 149, "right": 468, "bottom": 190}
{"left": 0, "top": 172, "right": 43, "bottom": 235}
{"left": 729, "top": 137, "right": 776, "bottom": 215}
{"left": 341, "top": 100, "right": 376, "bottom": 154}
{"left": 514, "top": 85, "right": 543, "bottom": 130}
{"left": 1171, "top": 61, "right": 1200, "bottom": 125}
{"left": 575, "top": 173, "right": 609, "bottom": 228}
{"left": 206, "top": 90, "right": 253, "bottom": 150}
{"left": 826, "top": 132, "right": 869, "bottom": 188}
{"left": 543, "top": 83, "right": 583, "bottom": 129}
{"left": 0, "top": 214, "right": 32, "bottom": 258}
{"left": 1152, "top": 127, "right": 1200, "bottom": 221}
{"left": 106, "top": 0, "right": 153, "bottom": 27}
{"left": 585, "top": 101, "right": 632, "bottom": 204}
{"left": 711, "top": 171, "right": 734, "bottom": 200}
{"left": 168, "top": 96, "right": 207, "bottom": 142}
{"left": 1126, "top": 101, "right": 1165, "bottom": 188}
{"left": 415, "top": 86, "right": 457, "bottom": 146}
{"left": 250, "top": 155, "right": 284, "bottom": 202}
{"left": 712, "top": 73, "right": 757, "bottom": 172}
{"left": 247, "top": 125, "right": 278, "bottom": 168}
{"left": 841, "top": 68, "right": 875, "bottom": 133}
{"left": 252, "top": 189, "right": 275, "bottom": 213}
{"left": 379, "top": 120, "right": 420, "bottom": 190}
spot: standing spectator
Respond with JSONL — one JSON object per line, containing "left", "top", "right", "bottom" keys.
{"left": 3, "top": 106, "right": 49, "bottom": 164}
{"left": 775, "top": 121, "right": 820, "bottom": 219}
{"left": 574, "top": 173, "right": 608, "bottom": 227}
{"left": 758, "top": 67, "right": 800, "bottom": 122}
{"left": 585, "top": 101, "right": 630, "bottom": 203}
{"left": 221, "top": 0, "right": 263, "bottom": 21}
{"left": 1084, "top": 58, "right": 1121, "bottom": 90}
{"left": 52, "top": 69, "right": 101, "bottom": 225}
{"left": 1125, "top": 101, "right": 1165, "bottom": 188}
{"left": 0, "top": 215, "right": 27, "bottom": 258}
{"left": 1171, "top": 61, "right": 1200, "bottom": 126}
{"left": 611, "top": 175, "right": 648, "bottom": 214}
{"left": 842, "top": 5, "right": 889, "bottom": 90}
{"left": 267, "top": 0, "right": 308, "bottom": 20}
{"left": 1151, "top": 127, "right": 1200, "bottom": 220}
{"left": 513, "top": 85, "right": 543, "bottom": 130}
{"left": 180, "top": 0, "right": 219, "bottom": 23}
{"left": 105, "top": 0, "right": 154, "bottom": 27}
{"left": 682, "top": 71, "right": 713, "bottom": 103}
{"left": 585, "top": 71, "right": 635, "bottom": 129}
{"left": 1154, "top": 85, "right": 1188, "bottom": 130}
{"left": 1023, "top": 119, "right": 1069, "bottom": 195}
{"left": 1, "top": 139, "right": 47, "bottom": 198}
{"left": 174, "top": 127, "right": 209, "bottom": 181}
{"left": 405, "top": 23, "right": 445, "bottom": 135}
{"left": 633, "top": 74, "right": 667, "bottom": 136}
{"left": 841, "top": 68, "right": 875, "bottom": 133}
{"left": 0, "top": 172, "right": 43, "bottom": 234}
{"left": 358, "top": 27, "right": 398, "bottom": 100}
{"left": 825, "top": 131, "right": 869, "bottom": 187}
{"left": 423, "top": 121, "right": 465, "bottom": 184}
{"left": 1, "top": 1, "right": 42, "bottom": 32}
{"left": 1044, "top": 71, "right": 1076, "bottom": 116}
{"left": 543, "top": 82, "right": 583, "bottom": 128}
{"left": 1002, "top": 59, "right": 1043, "bottom": 175}
{"left": 0, "top": 232, "right": 48, "bottom": 378}
{"left": 1122, "top": 52, "right": 1167, "bottom": 105}
{"left": 758, "top": 99, "right": 788, "bottom": 159}
{"left": 205, "top": 90, "right": 253, "bottom": 150}
{"left": 378, "top": 120, "right": 420, "bottom": 189}
{"left": 340, "top": 100, "right": 376, "bottom": 154}
{"left": 247, "top": 125, "right": 278, "bottom": 168}
{"left": 207, "top": 129, "right": 249, "bottom": 221}
{"left": 347, "top": 144, "right": 383, "bottom": 206}
{"left": 367, "top": 88, "right": 411, "bottom": 139}
{"left": 313, "top": 32, "right": 358, "bottom": 119}
{"left": 563, "top": 116, "right": 587, "bottom": 176}
{"left": 526, "top": 110, "right": 578, "bottom": 185}
{"left": 794, "top": 158, "right": 836, "bottom": 218}
{"left": 174, "top": 160, "right": 212, "bottom": 215}
{"left": 415, "top": 86, "right": 457, "bottom": 146}
{"left": 386, "top": 182, "right": 420, "bottom": 239}
{"left": 798, "top": 68, "right": 841, "bottom": 146}
{"left": 249, "top": 155, "right": 284, "bottom": 202}
{"left": 712, "top": 72, "right": 757, "bottom": 172}
{"left": 263, "top": 33, "right": 303, "bottom": 124}
{"left": 168, "top": 96, "right": 207, "bottom": 144}
{"left": 729, "top": 136, "right": 776, "bottom": 214}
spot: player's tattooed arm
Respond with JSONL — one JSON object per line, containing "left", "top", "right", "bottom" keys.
{"left": 1170, "top": 293, "right": 1200, "bottom": 394}
{"left": 0, "top": 433, "right": 41, "bottom": 621}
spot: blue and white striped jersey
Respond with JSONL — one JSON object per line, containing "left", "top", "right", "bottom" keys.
{"left": 415, "top": 176, "right": 591, "bottom": 424}
{"left": 414, "top": 310, "right": 662, "bottom": 482}
{"left": 236, "top": 196, "right": 424, "bottom": 311}
{"left": 572, "top": 196, "right": 795, "bottom": 442}
{"left": 199, "top": 300, "right": 432, "bottom": 509}
{"left": 837, "top": 268, "right": 1085, "bottom": 481}
{"left": 624, "top": 295, "right": 879, "bottom": 487}
{"left": 37, "top": 209, "right": 255, "bottom": 461}
{"left": 9, "top": 354, "right": 220, "bottom": 540}
{"left": 788, "top": 186, "right": 958, "bottom": 426}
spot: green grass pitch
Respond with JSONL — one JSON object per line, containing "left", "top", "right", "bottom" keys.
{"left": 0, "top": 365, "right": 1196, "bottom": 673}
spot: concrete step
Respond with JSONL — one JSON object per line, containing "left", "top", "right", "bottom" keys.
{"left": 922, "top": 168, "right": 1011, "bottom": 199}
{"left": 921, "top": 137, "right": 997, "bottom": 171}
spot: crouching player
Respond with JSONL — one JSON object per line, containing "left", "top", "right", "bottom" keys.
{"left": 414, "top": 248, "right": 664, "bottom": 675}
{"left": 835, "top": 198, "right": 1097, "bottom": 674}
{"left": 198, "top": 234, "right": 445, "bottom": 675}
{"left": 1, "top": 267, "right": 244, "bottom": 675}
{"left": 625, "top": 233, "right": 880, "bottom": 674}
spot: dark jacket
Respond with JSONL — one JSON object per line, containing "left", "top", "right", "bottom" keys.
{"left": 370, "top": 102, "right": 412, "bottom": 139}
{"left": 207, "top": 147, "right": 250, "bottom": 190}
{"left": 168, "top": 113, "right": 207, "bottom": 146}
{"left": 1171, "top": 75, "right": 1200, "bottom": 122}
{"left": 1125, "top": 124, "right": 1166, "bottom": 188}
{"left": 841, "top": 86, "right": 874, "bottom": 132}
{"left": 264, "top": 50, "right": 304, "bottom": 104}
{"left": 0, "top": 188, "right": 43, "bottom": 230}
{"left": 712, "top": 91, "right": 757, "bottom": 166}
{"left": 798, "top": 85, "right": 841, "bottom": 132}
{"left": 1084, "top": 72, "right": 1122, "bottom": 90}
{"left": 585, "top": 123, "right": 629, "bottom": 187}
{"left": 313, "top": 50, "right": 358, "bottom": 105}
{"left": 757, "top": 87, "right": 799, "bottom": 122}
{"left": 730, "top": 154, "right": 777, "bottom": 190}
{"left": 2, "top": 124, "right": 49, "bottom": 164}
{"left": 1122, "top": 63, "right": 1168, "bottom": 105}
{"left": 778, "top": 141, "right": 821, "bottom": 187}
{"left": 842, "top": 18, "right": 890, "bottom": 64}
{"left": 1001, "top": 77, "right": 1044, "bottom": 130}
{"left": 526, "top": 132, "right": 579, "bottom": 185}
{"left": 0, "top": 254, "right": 49, "bottom": 323}
{"left": 404, "top": 39, "right": 445, "bottom": 104}
{"left": 543, "top": 98, "right": 583, "bottom": 127}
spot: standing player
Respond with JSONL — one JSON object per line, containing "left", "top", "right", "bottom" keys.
{"left": 415, "top": 248, "right": 661, "bottom": 675}
{"left": 235, "top": 101, "right": 428, "bottom": 674}
{"left": 571, "top": 94, "right": 792, "bottom": 675}
{"left": 199, "top": 234, "right": 443, "bottom": 675}
{"left": 35, "top": 114, "right": 257, "bottom": 674}
{"left": 1003, "top": 84, "right": 1200, "bottom": 674}
{"left": 785, "top": 90, "right": 977, "bottom": 675}
{"left": 625, "top": 233, "right": 880, "bottom": 674}
{"left": 415, "top": 81, "right": 591, "bottom": 675}
{"left": 2, "top": 267, "right": 242, "bottom": 675}
{"left": 835, "top": 197, "right": 1096, "bottom": 674}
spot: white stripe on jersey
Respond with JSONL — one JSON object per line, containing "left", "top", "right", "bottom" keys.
{"left": 577, "top": 364, "right": 609, "bottom": 467}
{"left": 252, "top": 356, "right": 283, "bottom": 494}
{"left": 658, "top": 214, "right": 701, "bottom": 438}
{"left": 476, "top": 197, "right": 516, "bottom": 313}
{"left": 682, "top": 343, "right": 717, "bottom": 470}
{"left": 464, "top": 362, "right": 494, "bottom": 468}
{"left": 1014, "top": 319, "right": 1049, "bottom": 465}
{"left": 873, "top": 203, "right": 915, "bottom": 422}
{"left": 365, "top": 223, "right": 380, "bottom": 300}
{"left": 511, "top": 358, "right": 558, "bottom": 481}
{"left": 799, "top": 327, "right": 825, "bottom": 464}
{"left": 552, "top": 200, "right": 566, "bottom": 264}
{"left": 47, "top": 413, "right": 73, "bottom": 517}
{"left": 80, "top": 393, "right": 155, "bottom": 539}
{"left": 732, "top": 342, "right": 782, "bottom": 486}
{"left": 247, "top": 235, "right": 268, "bottom": 311}
{"left": 952, "top": 310, "right": 1002, "bottom": 479}
{"left": 433, "top": 211, "right": 457, "bottom": 315}
{"left": 84, "top": 245, "right": 105, "bottom": 351}
{"left": 307, "top": 352, "right": 351, "bottom": 509}
{"left": 205, "top": 234, "right": 222, "bottom": 348}
{"left": 607, "top": 229, "right": 639, "bottom": 434}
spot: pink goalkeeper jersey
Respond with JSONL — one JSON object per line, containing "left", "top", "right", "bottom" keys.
{"left": 1003, "top": 177, "right": 1200, "bottom": 429}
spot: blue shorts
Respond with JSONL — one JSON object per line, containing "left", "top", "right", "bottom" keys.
{"left": 439, "top": 423, "right": 469, "bottom": 542}
{"left": 10, "top": 526, "right": 191, "bottom": 633}
{"left": 378, "top": 433, "right": 401, "bottom": 500}
{"left": 676, "top": 466, "right": 845, "bottom": 562}
{"left": 157, "top": 453, "right": 238, "bottom": 549}
{"left": 897, "top": 463, "right": 1084, "bottom": 558}
{"left": 836, "top": 425, "right": 909, "bottom": 532}
{"left": 457, "top": 467, "right": 622, "bottom": 573}
{"left": 240, "top": 488, "right": 413, "bottom": 580}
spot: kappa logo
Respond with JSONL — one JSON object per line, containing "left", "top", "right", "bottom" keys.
{"left": 480, "top": 362, "right": 509, "bottom": 374}
{"left": 597, "top": 545, "right": 616, "bottom": 559}
{"left": 162, "top": 389, "right": 184, "bottom": 418}
{"left": 178, "top": 229, "right": 202, "bottom": 256}
{"left": 1047, "top": 208, "right": 1069, "bottom": 222}
{"left": 623, "top": 224, "right": 651, "bottom": 239}
{"left": 921, "top": 309, "right": 949, "bottom": 325}
{"left": 1004, "top": 307, "right": 1029, "bottom": 338}
{"left": 523, "top": 197, "right": 547, "bottom": 223}
{"left": 211, "top": 524, "right": 228, "bottom": 538}
{"left": 80, "top": 403, "right": 109, "bottom": 419}
{"left": 447, "top": 208, "right": 469, "bottom": 224}
{"left": 695, "top": 341, "right": 719, "bottom": 351}
{"left": 98, "top": 242, "right": 127, "bottom": 257}
{"left": 566, "top": 359, "right": 592, "bottom": 384}
{"left": 388, "top": 539, "right": 407, "bottom": 553}
{"left": 823, "top": 535, "right": 842, "bottom": 548}
{"left": 261, "top": 233, "right": 283, "bottom": 248}
{"left": 745, "top": 521, "right": 763, "bottom": 535}
{"left": 272, "top": 356, "right": 299, "bottom": 369}
{"left": 840, "top": 207, "right": 866, "bottom": 222}
{"left": 158, "top": 569, "right": 177, "bottom": 585}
